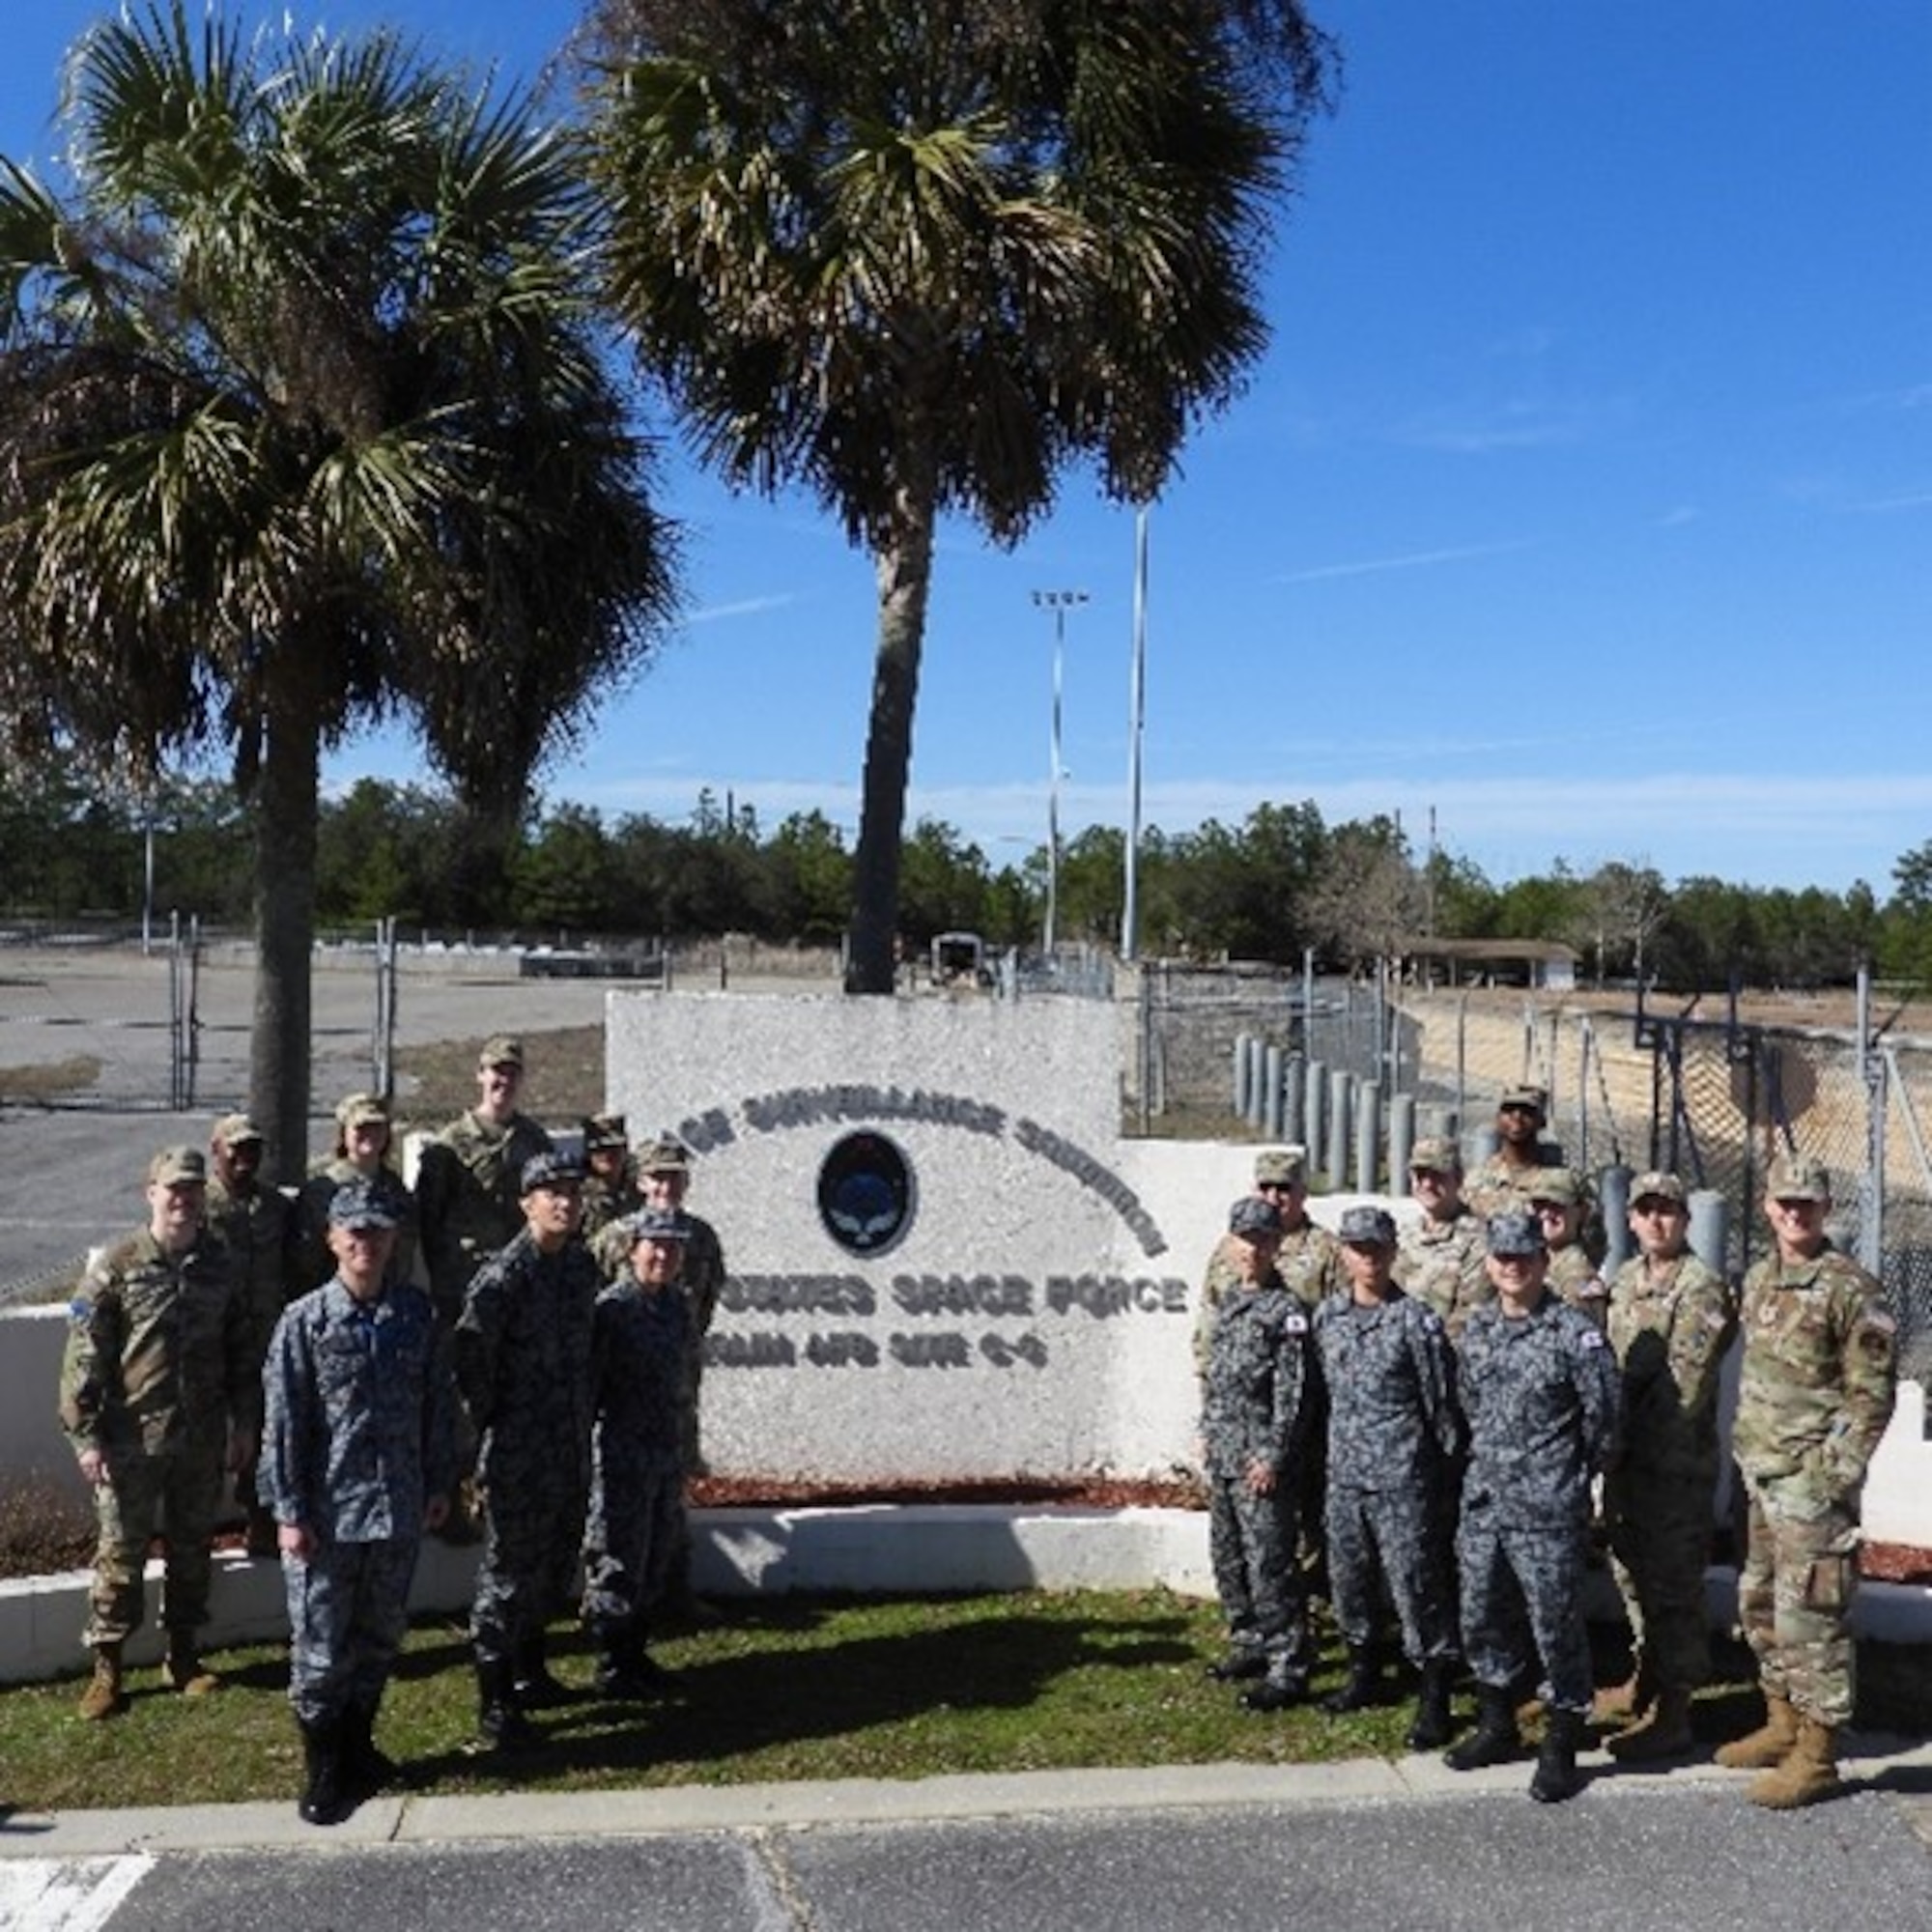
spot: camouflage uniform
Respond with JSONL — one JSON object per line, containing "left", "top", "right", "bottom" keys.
{"left": 582, "top": 1164, "right": 645, "bottom": 1258}
{"left": 1393, "top": 1211, "right": 1492, "bottom": 1349}
{"left": 59, "top": 1229, "right": 257, "bottom": 1648}
{"left": 454, "top": 1227, "right": 600, "bottom": 1666}
{"left": 416, "top": 1109, "right": 554, "bottom": 1323}
{"left": 294, "top": 1161, "right": 417, "bottom": 1296}
{"left": 1547, "top": 1243, "right": 1610, "bottom": 1333}
{"left": 582, "top": 1277, "right": 691, "bottom": 1638}
{"left": 1731, "top": 1244, "right": 1897, "bottom": 1726}
{"left": 674, "top": 1212, "right": 727, "bottom": 1472}
{"left": 207, "top": 1167, "right": 295, "bottom": 1529}
{"left": 1457, "top": 1293, "right": 1622, "bottom": 1713}
{"left": 1604, "top": 1249, "right": 1736, "bottom": 1692}
{"left": 1315, "top": 1289, "right": 1463, "bottom": 1666}
{"left": 1201, "top": 1273, "right": 1316, "bottom": 1682}
{"left": 260, "top": 1273, "right": 456, "bottom": 1726}
{"left": 1193, "top": 1221, "right": 1344, "bottom": 1375}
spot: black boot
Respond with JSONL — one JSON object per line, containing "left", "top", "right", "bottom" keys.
{"left": 1529, "top": 1708, "right": 1586, "bottom": 1804}
{"left": 298, "top": 1718, "right": 347, "bottom": 1826}
{"left": 1406, "top": 1659, "right": 1458, "bottom": 1751}
{"left": 593, "top": 1622, "right": 649, "bottom": 1701}
{"left": 1321, "top": 1644, "right": 1381, "bottom": 1714}
{"left": 1241, "top": 1658, "right": 1309, "bottom": 1713}
{"left": 340, "top": 1698, "right": 400, "bottom": 1797}
{"left": 1443, "top": 1684, "right": 1521, "bottom": 1771}
{"left": 473, "top": 1657, "right": 537, "bottom": 1754}
{"left": 1206, "top": 1640, "right": 1268, "bottom": 1683}
{"left": 512, "top": 1632, "right": 572, "bottom": 1709}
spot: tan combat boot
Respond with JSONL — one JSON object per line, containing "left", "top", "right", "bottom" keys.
{"left": 1605, "top": 1685, "right": 1694, "bottom": 1761}
{"left": 1747, "top": 1717, "right": 1843, "bottom": 1809}
{"left": 162, "top": 1636, "right": 221, "bottom": 1696}
{"left": 77, "top": 1642, "right": 126, "bottom": 1721}
{"left": 1714, "top": 1690, "right": 1800, "bottom": 1769}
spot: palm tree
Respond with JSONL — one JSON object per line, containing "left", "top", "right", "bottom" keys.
{"left": 0, "top": 2, "right": 679, "bottom": 1176}
{"left": 580, "top": 0, "right": 1334, "bottom": 992}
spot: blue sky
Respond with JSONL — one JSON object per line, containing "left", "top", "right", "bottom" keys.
{"left": 6, "top": 3, "right": 1929, "bottom": 895}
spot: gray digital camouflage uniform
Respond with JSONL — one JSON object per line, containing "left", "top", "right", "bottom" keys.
{"left": 59, "top": 1230, "right": 257, "bottom": 1647}
{"left": 1315, "top": 1289, "right": 1463, "bottom": 1665}
{"left": 582, "top": 1278, "right": 691, "bottom": 1636}
{"left": 1456, "top": 1293, "right": 1622, "bottom": 1713}
{"left": 260, "top": 1276, "right": 457, "bottom": 1726}
{"left": 1201, "top": 1276, "right": 1316, "bottom": 1679}
{"left": 455, "top": 1229, "right": 600, "bottom": 1665}
{"left": 1731, "top": 1244, "right": 1896, "bottom": 1725}
{"left": 1605, "top": 1249, "right": 1736, "bottom": 1693}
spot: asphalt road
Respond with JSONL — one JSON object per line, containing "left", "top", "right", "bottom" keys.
{"left": 5, "top": 1763, "right": 1931, "bottom": 1932}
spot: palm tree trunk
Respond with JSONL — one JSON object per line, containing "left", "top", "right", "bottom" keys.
{"left": 846, "top": 484, "right": 938, "bottom": 995}
{"left": 250, "top": 656, "right": 323, "bottom": 1186}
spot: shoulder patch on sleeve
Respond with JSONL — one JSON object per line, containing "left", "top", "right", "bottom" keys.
{"left": 1861, "top": 1308, "right": 1898, "bottom": 1335}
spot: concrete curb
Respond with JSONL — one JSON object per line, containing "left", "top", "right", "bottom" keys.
{"left": 6, "top": 1737, "right": 1932, "bottom": 1861}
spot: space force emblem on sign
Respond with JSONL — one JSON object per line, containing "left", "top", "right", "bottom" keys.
{"left": 817, "top": 1130, "right": 915, "bottom": 1257}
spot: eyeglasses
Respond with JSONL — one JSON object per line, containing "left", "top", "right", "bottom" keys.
{"left": 1257, "top": 1180, "right": 1299, "bottom": 1194}
{"left": 1498, "top": 1103, "right": 1541, "bottom": 1117}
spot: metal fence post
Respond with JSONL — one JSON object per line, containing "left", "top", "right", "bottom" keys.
{"left": 1325, "top": 1068, "right": 1351, "bottom": 1192}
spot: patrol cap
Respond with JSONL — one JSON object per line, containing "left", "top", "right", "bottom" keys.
{"left": 148, "top": 1145, "right": 207, "bottom": 1187}
{"left": 1499, "top": 1084, "right": 1548, "bottom": 1116}
{"left": 335, "top": 1091, "right": 391, "bottom": 1130}
{"left": 1337, "top": 1205, "right": 1398, "bottom": 1246}
{"left": 1228, "top": 1197, "right": 1284, "bottom": 1238}
{"left": 327, "top": 1180, "right": 398, "bottom": 1232}
{"left": 1766, "top": 1151, "right": 1831, "bottom": 1203}
{"left": 213, "top": 1112, "right": 265, "bottom": 1147}
{"left": 627, "top": 1207, "right": 691, "bottom": 1245}
{"left": 1630, "top": 1170, "right": 1687, "bottom": 1207}
{"left": 582, "top": 1113, "right": 629, "bottom": 1153}
{"left": 1409, "top": 1136, "right": 1462, "bottom": 1176}
{"left": 1527, "top": 1168, "right": 1583, "bottom": 1208}
{"left": 1486, "top": 1209, "right": 1547, "bottom": 1258}
{"left": 520, "top": 1150, "right": 584, "bottom": 1194}
{"left": 638, "top": 1135, "right": 692, "bottom": 1175}
{"left": 478, "top": 1035, "right": 525, "bottom": 1070}
{"left": 1253, "top": 1147, "right": 1307, "bottom": 1186}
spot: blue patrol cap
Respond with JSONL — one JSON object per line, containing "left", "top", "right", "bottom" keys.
{"left": 1229, "top": 1197, "right": 1283, "bottom": 1238}
{"left": 1337, "top": 1205, "right": 1397, "bottom": 1245}
{"left": 1486, "top": 1209, "right": 1547, "bottom": 1258}
{"left": 328, "top": 1181, "right": 398, "bottom": 1232}
{"left": 626, "top": 1208, "right": 691, "bottom": 1244}
{"left": 520, "top": 1150, "right": 584, "bottom": 1195}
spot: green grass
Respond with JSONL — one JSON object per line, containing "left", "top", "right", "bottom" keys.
{"left": 6, "top": 1588, "right": 1895, "bottom": 1816}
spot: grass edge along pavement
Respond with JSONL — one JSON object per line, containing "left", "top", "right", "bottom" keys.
{"left": 13, "top": 1584, "right": 1931, "bottom": 1818}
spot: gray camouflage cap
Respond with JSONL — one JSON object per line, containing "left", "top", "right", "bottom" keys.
{"left": 1486, "top": 1209, "right": 1547, "bottom": 1258}
{"left": 328, "top": 1180, "right": 398, "bottom": 1232}
{"left": 1229, "top": 1197, "right": 1284, "bottom": 1238}
{"left": 520, "top": 1150, "right": 584, "bottom": 1194}
{"left": 1337, "top": 1205, "right": 1397, "bottom": 1246}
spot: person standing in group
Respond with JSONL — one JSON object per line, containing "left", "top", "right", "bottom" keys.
{"left": 582, "top": 1113, "right": 644, "bottom": 1269}
{"left": 260, "top": 1182, "right": 456, "bottom": 1825}
{"left": 1192, "top": 1148, "right": 1342, "bottom": 1372}
{"left": 1528, "top": 1169, "right": 1608, "bottom": 1334}
{"left": 636, "top": 1134, "right": 726, "bottom": 1619}
{"left": 1597, "top": 1170, "right": 1737, "bottom": 1762}
{"left": 416, "top": 1036, "right": 552, "bottom": 1545}
{"left": 1444, "top": 1210, "right": 1621, "bottom": 1804}
{"left": 454, "top": 1150, "right": 600, "bottom": 1751}
{"left": 1314, "top": 1205, "right": 1463, "bottom": 1748}
{"left": 1718, "top": 1151, "right": 1897, "bottom": 1809}
{"left": 1199, "top": 1197, "right": 1317, "bottom": 1713}
{"left": 58, "top": 1147, "right": 258, "bottom": 1720}
{"left": 206, "top": 1111, "right": 296, "bottom": 1555}
{"left": 582, "top": 1208, "right": 693, "bottom": 1699}
{"left": 293, "top": 1093, "right": 417, "bottom": 1296}
{"left": 1465, "top": 1086, "right": 1563, "bottom": 1219}
{"left": 415, "top": 1036, "right": 554, "bottom": 1327}
{"left": 1394, "top": 1138, "right": 1491, "bottom": 1350}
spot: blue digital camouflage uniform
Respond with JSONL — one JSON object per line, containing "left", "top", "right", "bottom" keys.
{"left": 581, "top": 1277, "right": 691, "bottom": 1634}
{"left": 59, "top": 1229, "right": 257, "bottom": 1647}
{"left": 1605, "top": 1248, "right": 1737, "bottom": 1692}
{"left": 1201, "top": 1275, "right": 1316, "bottom": 1677}
{"left": 1315, "top": 1289, "right": 1463, "bottom": 1666}
{"left": 260, "top": 1276, "right": 456, "bottom": 1725}
{"left": 1456, "top": 1293, "right": 1622, "bottom": 1713}
{"left": 294, "top": 1162, "right": 418, "bottom": 1296}
{"left": 455, "top": 1228, "right": 600, "bottom": 1665}
{"left": 1731, "top": 1243, "right": 1897, "bottom": 1726}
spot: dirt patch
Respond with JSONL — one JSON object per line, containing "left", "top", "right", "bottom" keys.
{"left": 391, "top": 1023, "right": 607, "bottom": 1131}
{"left": 1861, "top": 1541, "right": 1932, "bottom": 1585}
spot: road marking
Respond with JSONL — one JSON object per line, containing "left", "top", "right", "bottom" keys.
{"left": 0, "top": 1856, "right": 153, "bottom": 1931}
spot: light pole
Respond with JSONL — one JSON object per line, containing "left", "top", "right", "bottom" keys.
{"left": 1031, "top": 588, "right": 1087, "bottom": 957}
{"left": 1122, "top": 508, "right": 1149, "bottom": 963}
